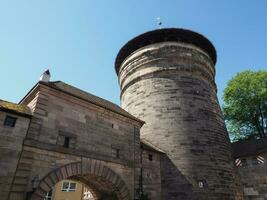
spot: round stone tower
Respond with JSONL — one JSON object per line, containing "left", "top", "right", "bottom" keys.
{"left": 115, "top": 28, "right": 239, "bottom": 199}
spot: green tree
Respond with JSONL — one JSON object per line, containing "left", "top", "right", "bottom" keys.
{"left": 222, "top": 70, "right": 267, "bottom": 141}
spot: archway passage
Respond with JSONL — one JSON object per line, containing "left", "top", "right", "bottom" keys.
{"left": 44, "top": 179, "right": 97, "bottom": 200}
{"left": 31, "top": 159, "right": 130, "bottom": 200}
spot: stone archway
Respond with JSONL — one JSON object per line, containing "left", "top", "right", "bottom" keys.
{"left": 31, "top": 159, "right": 130, "bottom": 200}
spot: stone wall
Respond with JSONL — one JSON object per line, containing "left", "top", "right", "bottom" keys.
{"left": 7, "top": 82, "right": 142, "bottom": 200}
{"left": 29, "top": 85, "right": 138, "bottom": 165}
{"left": 118, "top": 41, "right": 240, "bottom": 199}
{"left": 233, "top": 139, "right": 267, "bottom": 200}
{"left": 18, "top": 146, "right": 133, "bottom": 200}
{"left": 0, "top": 111, "right": 30, "bottom": 200}
{"left": 236, "top": 153, "right": 267, "bottom": 199}
{"left": 141, "top": 145, "right": 162, "bottom": 200}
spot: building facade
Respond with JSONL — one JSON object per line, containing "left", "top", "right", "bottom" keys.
{"left": 0, "top": 28, "right": 265, "bottom": 200}
{"left": 49, "top": 179, "right": 94, "bottom": 200}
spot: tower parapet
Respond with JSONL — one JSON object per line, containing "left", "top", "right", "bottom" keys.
{"left": 115, "top": 28, "right": 240, "bottom": 199}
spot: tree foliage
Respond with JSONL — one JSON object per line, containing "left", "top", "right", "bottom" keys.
{"left": 222, "top": 70, "right": 267, "bottom": 141}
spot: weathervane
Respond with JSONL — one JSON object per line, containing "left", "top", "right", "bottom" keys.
{"left": 156, "top": 17, "right": 162, "bottom": 29}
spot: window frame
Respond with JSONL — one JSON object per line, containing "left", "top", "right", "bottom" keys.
{"left": 4, "top": 115, "right": 17, "bottom": 127}
{"left": 61, "top": 181, "right": 76, "bottom": 192}
{"left": 44, "top": 190, "right": 52, "bottom": 200}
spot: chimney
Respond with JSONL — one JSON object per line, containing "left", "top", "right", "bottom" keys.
{"left": 39, "top": 70, "right": 51, "bottom": 82}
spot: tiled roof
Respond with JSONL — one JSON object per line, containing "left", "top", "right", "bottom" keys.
{"left": 40, "top": 81, "right": 144, "bottom": 124}
{"left": 141, "top": 139, "right": 165, "bottom": 154}
{"left": 232, "top": 138, "right": 267, "bottom": 158}
{"left": 0, "top": 99, "right": 32, "bottom": 117}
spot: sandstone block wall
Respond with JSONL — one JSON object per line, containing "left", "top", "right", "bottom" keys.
{"left": 7, "top": 82, "right": 142, "bottom": 200}
{"left": 0, "top": 111, "right": 30, "bottom": 200}
{"left": 20, "top": 146, "right": 134, "bottom": 200}
{"left": 118, "top": 41, "right": 239, "bottom": 199}
{"left": 141, "top": 146, "right": 162, "bottom": 200}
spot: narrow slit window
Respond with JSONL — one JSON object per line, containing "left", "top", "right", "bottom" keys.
{"left": 149, "top": 154, "right": 153, "bottom": 161}
{"left": 111, "top": 147, "right": 120, "bottom": 158}
{"left": 64, "top": 136, "right": 70, "bottom": 148}
{"left": 116, "top": 149, "right": 120, "bottom": 158}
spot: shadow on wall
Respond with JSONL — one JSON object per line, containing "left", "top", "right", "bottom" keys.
{"left": 160, "top": 155, "right": 194, "bottom": 200}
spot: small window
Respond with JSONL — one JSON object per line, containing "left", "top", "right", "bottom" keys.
{"left": 257, "top": 155, "right": 265, "bottom": 164}
{"left": 57, "top": 133, "right": 76, "bottom": 149}
{"left": 64, "top": 136, "right": 70, "bottom": 148}
{"left": 198, "top": 180, "right": 207, "bottom": 188}
{"left": 198, "top": 181, "right": 204, "bottom": 188}
{"left": 83, "top": 187, "right": 94, "bottom": 199}
{"left": 235, "top": 158, "right": 242, "bottom": 167}
{"left": 111, "top": 148, "right": 120, "bottom": 158}
{"left": 116, "top": 149, "right": 120, "bottom": 158}
{"left": 252, "top": 156, "right": 265, "bottom": 165}
{"left": 111, "top": 123, "right": 119, "bottom": 129}
{"left": 44, "top": 190, "right": 52, "bottom": 200}
{"left": 4, "top": 116, "right": 17, "bottom": 127}
{"left": 252, "top": 157, "right": 259, "bottom": 165}
{"left": 241, "top": 158, "right": 248, "bottom": 166}
{"left": 62, "top": 181, "right": 76, "bottom": 192}
{"left": 148, "top": 154, "right": 153, "bottom": 161}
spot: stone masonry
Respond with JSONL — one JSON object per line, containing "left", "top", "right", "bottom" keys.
{"left": 0, "top": 101, "right": 31, "bottom": 200}
{"left": 1, "top": 80, "right": 144, "bottom": 200}
{"left": 233, "top": 138, "right": 267, "bottom": 200}
{"left": 1, "top": 27, "right": 266, "bottom": 200}
{"left": 115, "top": 28, "right": 242, "bottom": 199}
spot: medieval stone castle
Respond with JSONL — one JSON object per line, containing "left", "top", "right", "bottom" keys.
{"left": 0, "top": 28, "right": 266, "bottom": 200}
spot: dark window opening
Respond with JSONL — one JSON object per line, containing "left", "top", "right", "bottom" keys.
{"left": 4, "top": 115, "right": 17, "bottom": 127}
{"left": 64, "top": 136, "right": 70, "bottom": 148}
{"left": 112, "top": 147, "right": 120, "bottom": 158}
{"left": 149, "top": 154, "right": 153, "bottom": 161}
{"left": 252, "top": 157, "right": 259, "bottom": 165}
{"left": 116, "top": 149, "right": 120, "bottom": 158}
{"left": 198, "top": 179, "right": 208, "bottom": 188}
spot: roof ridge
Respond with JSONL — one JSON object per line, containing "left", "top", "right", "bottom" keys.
{"left": 39, "top": 81, "right": 144, "bottom": 124}
{"left": 56, "top": 81, "right": 114, "bottom": 102}
{"left": 51, "top": 81, "right": 127, "bottom": 111}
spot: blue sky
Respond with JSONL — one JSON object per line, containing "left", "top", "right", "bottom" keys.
{"left": 0, "top": 0, "right": 266, "bottom": 105}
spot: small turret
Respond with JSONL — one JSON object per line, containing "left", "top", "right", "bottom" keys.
{"left": 39, "top": 70, "right": 51, "bottom": 82}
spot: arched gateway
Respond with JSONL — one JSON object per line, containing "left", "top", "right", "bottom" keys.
{"left": 3, "top": 80, "right": 143, "bottom": 200}
{"left": 31, "top": 159, "right": 130, "bottom": 200}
